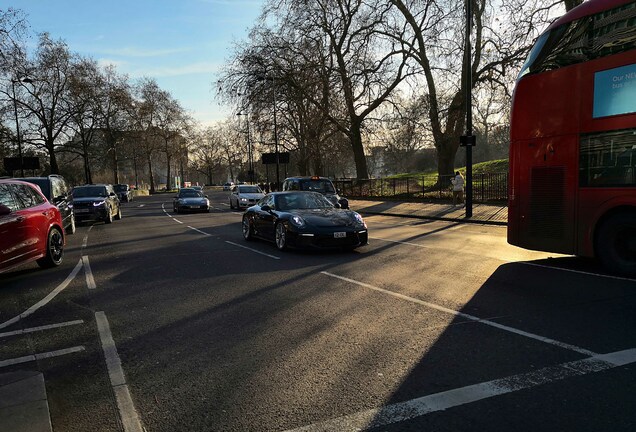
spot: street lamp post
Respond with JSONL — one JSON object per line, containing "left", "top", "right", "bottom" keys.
{"left": 11, "top": 79, "right": 24, "bottom": 177}
{"left": 237, "top": 111, "right": 255, "bottom": 184}
{"left": 257, "top": 74, "right": 280, "bottom": 190}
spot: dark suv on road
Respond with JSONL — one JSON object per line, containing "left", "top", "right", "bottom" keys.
{"left": 21, "top": 174, "right": 76, "bottom": 234}
{"left": 72, "top": 184, "right": 122, "bottom": 224}
{"left": 114, "top": 184, "right": 132, "bottom": 202}
{"left": 281, "top": 176, "right": 349, "bottom": 209}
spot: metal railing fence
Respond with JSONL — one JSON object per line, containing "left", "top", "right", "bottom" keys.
{"left": 334, "top": 172, "right": 508, "bottom": 202}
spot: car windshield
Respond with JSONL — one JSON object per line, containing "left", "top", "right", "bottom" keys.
{"left": 114, "top": 184, "right": 128, "bottom": 192}
{"left": 275, "top": 192, "right": 334, "bottom": 210}
{"left": 239, "top": 186, "right": 262, "bottom": 194}
{"left": 179, "top": 190, "right": 203, "bottom": 198}
{"left": 73, "top": 186, "right": 107, "bottom": 198}
{"left": 299, "top": 179, "right": 335, "bottom": 194}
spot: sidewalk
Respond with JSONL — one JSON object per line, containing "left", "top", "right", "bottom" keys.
{"left": 0, "top": 370, "right": 52, "bottom": 432}
{"left": 349, "top": 199, "right": 508, "bottom": 226}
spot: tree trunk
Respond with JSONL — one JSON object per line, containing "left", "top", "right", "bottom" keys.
{"left": 350, "top": 120, "right": 369, "bottom": 179}
{"left": 148, "top": 156, "right": 155, "bottom": 194}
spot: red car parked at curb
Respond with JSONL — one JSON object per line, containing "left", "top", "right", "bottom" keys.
{"left": 0, "top": 179, "right": 65, "bottom": 274}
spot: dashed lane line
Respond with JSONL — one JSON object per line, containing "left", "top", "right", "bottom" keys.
{"left": 225, "top": 241, "right": 281, "bottom": 260}
{"left": 82, "top": 256, "right": 97, "bottom": 289}
{"left": 188, "top": 226, "right": 212, "bottom": 236}
{"left": 520, "top": 261, "right": 636, "bottom": 283}
{"left": 321, "top": 271, "right": 597, "bottom": 356}
{"left": 285, "top": 348, "right": 636, "bottom": 432}
{"left": 0, "top": 258, "right": 83, "bottom": 331}
{"left": 0, "top": 320, "right": 84, "bottom": 339}
{"left": 0, "top": 346, "right": 86, "bottom": 368}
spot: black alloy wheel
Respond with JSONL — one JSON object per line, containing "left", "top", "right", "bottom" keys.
{"left": 37, "top": 227, "right": 64, "bottom": 268}
{"left": 242, "top": 216, "right": 254, "bottom": 241}
{"left": 275, "top": 222, "right": 288, "bottom": 251}
{"left": 596, "top": 211, "right": 636, "bottom": 276}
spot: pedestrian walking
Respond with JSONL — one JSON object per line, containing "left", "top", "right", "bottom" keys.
{"left": 451, "top": 171, "right": 464, "bottom": 206}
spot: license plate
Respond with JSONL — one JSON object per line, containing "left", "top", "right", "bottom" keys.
{"left": 75, "top": 209, "right": 89, "bottom": 213}
{"left": 334, "top": 232, "right": 346, "bottom": 238}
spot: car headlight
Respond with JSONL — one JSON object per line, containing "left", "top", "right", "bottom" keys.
{"left": 353, "top": 212, "right": 366, "bottom": 227}
{"left": 240, "top": 197, "right": 248, "bottom": 202}
{"left": 93, "top": 200, "right": 106, "bottom": 207}
{"left": 290, "top": 215, "right": 305, "bottom": 228}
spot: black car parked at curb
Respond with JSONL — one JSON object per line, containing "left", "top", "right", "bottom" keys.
{"left": 72, "top": 184, "right": 122, "bottom": 224}
{"left": 21, "top": 174, "right": 76, "bottom": 234}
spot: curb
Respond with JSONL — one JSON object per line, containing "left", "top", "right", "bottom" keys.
{"left": 357, "top": 210, "right": 508, "bottom": 226}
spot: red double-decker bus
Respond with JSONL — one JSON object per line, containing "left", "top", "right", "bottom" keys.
{"left": 508, "top": 0, "right": 636, "bottom": 275}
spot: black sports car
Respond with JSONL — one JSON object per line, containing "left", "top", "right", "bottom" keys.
{"left": 173, "top": 188, "right": 210, "bottom": 213}
{"left": 242, "top": 191, "right": 368, "bottom": 250}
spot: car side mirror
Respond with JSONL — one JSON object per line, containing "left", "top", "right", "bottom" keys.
{"left": 110, "top": 192, "right": 116, "bottom": 196}
{"left": 261, "top": 205, "right": 271, "bottom": 212}
{"left": 0, "top": 204, "right": 11, "bottom": 216}
{"left": 334, "top": 203, "right": 342, "bottom": 209}
{"left": 339, "top": 198, "right": 349, "bottom": 210}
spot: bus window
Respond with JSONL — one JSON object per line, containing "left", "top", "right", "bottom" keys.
{"left": 580, "top": 128, "right": 636, "bottom": 186}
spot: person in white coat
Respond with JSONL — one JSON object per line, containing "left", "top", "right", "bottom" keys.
{"left": 451, "top": 171, "right": 464, "bottom": 206}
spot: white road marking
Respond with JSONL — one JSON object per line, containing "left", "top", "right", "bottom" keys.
{"left": 81, "top": 225, "right": 94, "bottom": 249}
{"left": 285, "top": 348, "right": 636, "bottom": 432}
{"left": 137, "top": 204, "right": 145, "bottom": 207}
{"left": 188, "top": 226, "right": 211, "bottom": 236}
{"left": 173, "top": 218, "right": 183, "bottom": 224}
{"left": 82, "top": 256, "right": 97, "bottom": 289}
{"left": 221, "top": 203, "right": 230, "bottom": 207}
{"left": 369, "top": 236, "right": 431, "bottom": 249}
{"left": 95, "top": 311, "right": 143, "bottom": 432}
{"left": 0, "top": 346, "right": 85, "bottom": 368}
{"left": 521, "top": 262, "right": 636, "bottom": 283}
{"left": 0, "top": 258, "right": 83, "bottom": 330}
{"left": 0, "top": 320, "right": 84, "bottom": 339}
{"left": 225, "top": 241, "right": 281, "bottom": 260}
{"left": 321, "top": 272, "right": 597, "bottom": 356}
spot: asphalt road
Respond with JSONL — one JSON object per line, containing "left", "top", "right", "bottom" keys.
{"left": 1, "top": 190, "right": 635, "bottom": 431}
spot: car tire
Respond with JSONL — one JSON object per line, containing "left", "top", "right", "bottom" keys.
{"left": 37, "top": 227, "right": 64, "bottom": 268}
{"left": 66, "top": 214, "right": 76, "bottom": 235}
{"left": 275, "top": 222, "right": 288, "bottom": 251}
{"left": 105, "top": 207, "right": 113, "bottom": 224}
{"left": 230, "top": 199, "right": 235, "bottom": 210}
{"left": 115, "top": 206, "right": 122, "bottom": 220}
{"left": 595, "top": 211, "right": 636, "bottom": 276}
{"left": 242, "top": 216, "right": 254, "bottom": 241}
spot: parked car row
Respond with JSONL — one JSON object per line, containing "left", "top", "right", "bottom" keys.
{"left": 1, "top": 176, "right": 130, "bottom": 275}
{"left": 0, "top": 178, "right": 66, "bottom": 274}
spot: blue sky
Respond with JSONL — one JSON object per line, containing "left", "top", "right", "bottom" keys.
{"left": 6, "top": 0, "right": 264, "bottom": 125}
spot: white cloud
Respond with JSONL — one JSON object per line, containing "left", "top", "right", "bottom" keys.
{"left": 97, "top": 58, "right": 128, "bottom": 69}
{"left": 95, "top": 46, "right": 192, "bottom": 58}
{"left": 128, "top": 61, "right": 221, "bottom": 78}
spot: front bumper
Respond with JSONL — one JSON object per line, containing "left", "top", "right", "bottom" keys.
{"left": 289, "top": 229, "right": 368, "bottom": 249}
{"left": 73, "top": 206, "right": 109, "bottom": 221}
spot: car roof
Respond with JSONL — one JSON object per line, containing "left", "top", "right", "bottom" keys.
{"left": 0, "top": 178, "right": 41, "bottom": 187}
{"left": 285, "top": 176, "right": 331, "bottom": 180}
